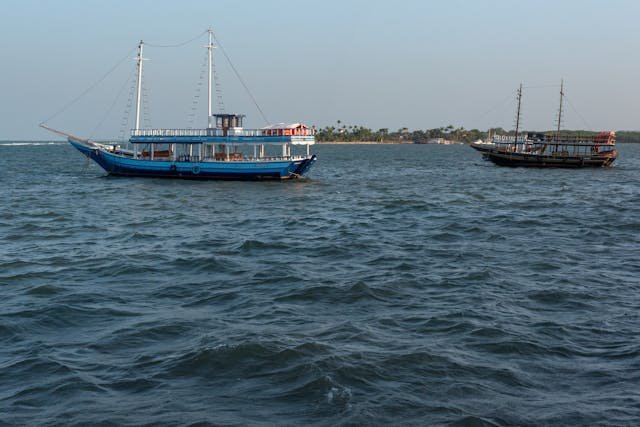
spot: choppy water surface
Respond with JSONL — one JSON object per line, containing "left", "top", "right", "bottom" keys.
{"left": 1, "top": 142, "right": 639, "bottom": 425}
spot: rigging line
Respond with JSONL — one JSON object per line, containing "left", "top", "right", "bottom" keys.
{"left": 473, "top": 93, "right": 514, "bottom": 121}
{"left": 145, "top": 30, "right": 207, "bottom": 48}
{"left": 119, "top": 77, "right": 137, "bottom": 140}
{"left": 213, "top": 60, "right": 226, "bottom": 112}
{"left": 79, "top": 155, "right": 92, "bottom": 176}
{"left": 522, "top": 84, "right": 561, "bottom": 89}
{"left": 187, "top": 51, "right": 208, "bottom": 128}
{"left": 142, "top": 77, "right": 151, "bottom": 128}
{"left": 41, "top": 46, "right": 137, "bottom": 125}
{"left": 213, "top": 33, "right": 270, "bottom": 125}
{"left": 564, "top": 95, "right": 592, "bottom": 130}
{"left": 89, "top": 67, "right": 136, "bottom": 139}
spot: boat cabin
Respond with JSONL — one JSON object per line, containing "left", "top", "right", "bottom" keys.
{"left": 261, "top": 123, "right": 313, "bottom": 137}
{"left": 208, "top": 113, "right": 245, "bottom": 134}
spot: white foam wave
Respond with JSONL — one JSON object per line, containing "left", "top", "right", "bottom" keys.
{"left": 0, "top": 141, "right": 66, "bottom": 146}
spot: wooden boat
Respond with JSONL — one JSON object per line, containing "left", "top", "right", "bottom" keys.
{"left": 470, "top": 82, "right": 618, "bottom": 168}
{"left": 41, "top": 29, "right": 317, "bottom": 180}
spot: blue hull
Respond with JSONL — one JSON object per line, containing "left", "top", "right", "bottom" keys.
{"left": 69, "top": 139, "right": 316, "bottom": 180}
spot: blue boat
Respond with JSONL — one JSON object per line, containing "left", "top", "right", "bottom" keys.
{"left": 41, "top": 29, "right": 317, "bottom": 180}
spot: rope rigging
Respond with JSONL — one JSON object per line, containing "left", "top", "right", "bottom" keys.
{"left": 141, "top": 29, "right": 269, "bottom": 127}
{"left": 472, "top": 92, "right": 515, "bottom": 123}
{"left": 564, "top": 95, "right": 592, "bottom": 130}
{"left": 214, "top": 61, "right": 226, "bottom": 113}
{"left": 90, "top": 66, "right": 136, "bottom": 140}
{"left": 145, "top": 30, "right": 208, "bottom": 48}
{"left": 187, "top": 51, "right": 208, "bottom": 128}
{"left": 41, "top": 46, "right": 137, "bottom": 125}
{"left": 212, "top": 32, "right": 270, "bottom": 125}
{"left": 476, "top": 83, "right": 594, "bottom": 132}
{"left": 522, "top": 84, "right": 560, "bottom": 89}
{"left": 142, "top": 75, "right": 151, "bottom": 129}
{"left": 119, "top": 76, "right": 137, "bottom": 141}
{"left": 43, "top": 28, "right": 271, "bottom": 136}
{"left": 522, "top": 82, "right": 592, "bottom": 131}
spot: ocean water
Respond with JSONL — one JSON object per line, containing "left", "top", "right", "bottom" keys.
{"left": 1, "top": 142, "right": 639, "bottom": 426}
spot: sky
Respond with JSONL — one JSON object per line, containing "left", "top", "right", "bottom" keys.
{"left": 1, "top": 0, "right": 639, "bottom": 140}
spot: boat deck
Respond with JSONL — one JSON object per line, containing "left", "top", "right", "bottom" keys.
{"left": 129, "top": 128, "right": 315, "bottom": 145}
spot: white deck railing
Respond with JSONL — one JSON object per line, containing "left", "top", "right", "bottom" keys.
{"left": 131, "top": 128, "right": 316, "bottom": 138}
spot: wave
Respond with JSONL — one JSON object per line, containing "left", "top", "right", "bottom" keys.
{"left": 2, "top": 143, "right": 640, "bottom": 425}
{"left": 0, "top": 141, "right": 65, "bottom": 146}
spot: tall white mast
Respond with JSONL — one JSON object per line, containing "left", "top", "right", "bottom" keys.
{"left": 207, "top": 28, "right": 215, "bottom": 119}
{"left": 134, "top": 40, "right": 144, "bottom": 131}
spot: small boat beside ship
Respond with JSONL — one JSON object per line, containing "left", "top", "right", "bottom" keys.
{"left": 470, "top": 82, "right": 618, "bottom": 168}
{"left": 42, "top": 29, "right": 317, "bottom": 180}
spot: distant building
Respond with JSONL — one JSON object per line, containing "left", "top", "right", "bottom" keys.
{"left": 428, "top": 138, "right": 456, "bottom": 144}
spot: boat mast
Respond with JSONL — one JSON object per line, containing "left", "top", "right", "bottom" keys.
{"left": 134, "top": 40, "right": 144, "bottom": 131}
{"left": 514, "top": 83, "right": 522, "bottom": 149}
{"left": 556, "top": 78, "right": 564, "bottom": 139}
{"left": 205, "top": 28, "right": 216, "bottom": 160}
{"left": 207, "top": 28, "right": 215, "bottom": 119}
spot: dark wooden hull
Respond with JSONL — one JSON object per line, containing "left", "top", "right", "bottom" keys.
{"left": 470, "top": 144, "right": 618, "bottom": 168}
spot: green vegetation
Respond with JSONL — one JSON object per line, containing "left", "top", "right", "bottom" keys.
{"left": 314, "top": 122, "right": 640, "bottom": 143}
{"left": 315, "top": 123, "right": 488, "bottom": 143}
{"left": 616, "top": 131, "right": 640, "bottom": 143}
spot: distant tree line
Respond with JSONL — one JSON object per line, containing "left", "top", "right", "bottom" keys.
{"left": 314, "top": 121, "right": 640, "bottom": 143}
{"left": 315, "top": 122, "right": 487, "bottom": 143}
{"left": 615, "top": 131, "right": 640, "bottom": 143}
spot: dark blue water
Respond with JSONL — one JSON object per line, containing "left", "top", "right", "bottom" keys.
{"left": 1, "top": 142, "right": 639, "bottom": 426}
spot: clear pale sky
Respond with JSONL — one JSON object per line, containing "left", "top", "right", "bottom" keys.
{"left": 1, "top": 0, "right": 639, "bottom": 140}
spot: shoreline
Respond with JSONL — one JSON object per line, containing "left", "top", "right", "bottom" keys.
{"left": 316, "top": 140, "right": 467, "bottom": 145}
{"left": 316, "top": 140, "right": 414, "bottom": 145}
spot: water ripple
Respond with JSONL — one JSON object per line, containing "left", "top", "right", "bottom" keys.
{"left": 1, "top": 143, "right": 639, "bottom": 425}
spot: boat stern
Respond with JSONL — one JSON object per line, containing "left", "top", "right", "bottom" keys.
{"left": 290, "top": 155, "right": 317, "bottom": 178}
